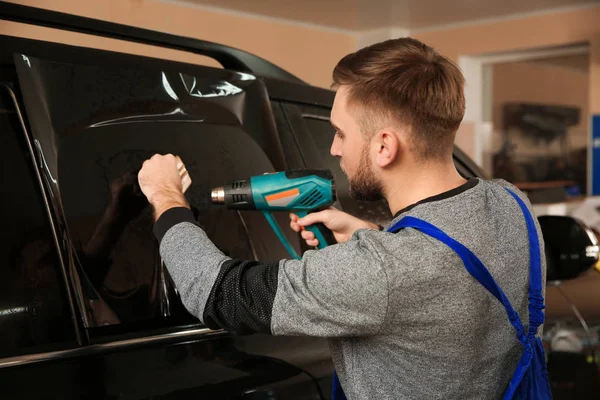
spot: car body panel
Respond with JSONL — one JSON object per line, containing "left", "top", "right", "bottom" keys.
{"left": 1, "top": 34, "right": 329, "bottom": 399}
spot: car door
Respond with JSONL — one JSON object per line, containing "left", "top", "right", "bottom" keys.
{"left": 1, "top": 35, "right": 330, "bottom": 399}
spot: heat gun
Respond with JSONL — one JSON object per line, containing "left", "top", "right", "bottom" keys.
{"left": 211, "top": 169, "right": 337, "bottom": 259}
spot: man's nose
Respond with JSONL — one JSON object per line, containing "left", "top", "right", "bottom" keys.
{"left": 330, "top": 135, "right": 341, "bottom": 157}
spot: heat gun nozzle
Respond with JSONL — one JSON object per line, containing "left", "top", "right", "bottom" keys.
{"left": 211, "top": 187, "right": 225, "bottom": 204}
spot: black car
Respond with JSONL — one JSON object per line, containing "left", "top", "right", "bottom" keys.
{"left": 0, "top": 3, "right": 597, "bottom": 399}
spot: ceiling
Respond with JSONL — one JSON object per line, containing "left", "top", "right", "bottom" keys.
{"left": 169, "top": 0, "right": 600, "bottom": 31}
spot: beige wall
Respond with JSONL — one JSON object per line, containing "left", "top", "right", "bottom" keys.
{"left": 414, "top": 6, "right": 600, "bottom": 65}
{"left": 3, "top": 0, "right": 356, "bottom": 88}
{"left": 454, "top": 121, "right": 476, "bottom": 159}
{"left": 413, "top": 6, "right": 600, "bottom": 115}
{"left": 591, "top": 37, "right": 600, "bottom": 114}
{"left": 413, "top": 5, "right": 600, "bottom": 170}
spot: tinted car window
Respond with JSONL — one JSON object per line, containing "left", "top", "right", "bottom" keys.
{"left": 15, "top": 56, "right": 300, "bottom": 333}
{"left": 0, "top": 86, "right": 76, "bottom": 358}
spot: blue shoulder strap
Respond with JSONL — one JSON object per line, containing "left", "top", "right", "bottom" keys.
{"left": 332, "top": 188, "right": 545, "bottom": 400}
{"left": 387, "top": 189, "right": 547, "bottom": 399}
{"left": 505, "top": 190, "right": 545, "bottom": 337}
{"left": 386, "top": 188, "right": 544, "bottom": 344}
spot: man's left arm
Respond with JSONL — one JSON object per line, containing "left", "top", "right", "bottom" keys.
{"left": 139, "top": 154, "right": 388, "bottom": 337}
{"left": 154, "top": 206, "right": 278, "bottom": 334}
{"left": 155, "top": 207, "right": 389, "bottom": 337}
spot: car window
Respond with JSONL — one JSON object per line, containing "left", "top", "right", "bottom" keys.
{"left": 0, "top": 85, "right": 77, "bottom": 358}
{"left": 14, "top": 55, "right": 300, "bottom": 335}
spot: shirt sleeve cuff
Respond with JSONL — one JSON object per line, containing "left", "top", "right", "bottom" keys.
{"left": 153, "top": 207, "right": 196, "bottom": 244}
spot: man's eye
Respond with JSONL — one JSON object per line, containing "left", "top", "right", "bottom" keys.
{"left": 335, "top": 131, "right": 344, "bottom": 139}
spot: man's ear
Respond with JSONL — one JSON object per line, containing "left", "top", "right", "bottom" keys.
{"left": 374, "top": 130, "right": 401, "bottom": 168}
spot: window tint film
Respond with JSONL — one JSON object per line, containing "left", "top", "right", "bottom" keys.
{"left": 15, "top": 55, "right": 299, "bottom": 334}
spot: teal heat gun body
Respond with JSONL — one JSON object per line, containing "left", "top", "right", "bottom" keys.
{"left": 211, "top": 169, "right": 337, "bottom": 259}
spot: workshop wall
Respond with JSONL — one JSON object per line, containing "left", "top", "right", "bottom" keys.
{"left": 492, "top": 61, "right": 589, "bottom": 154}
{"left": 413, "top": 5, "right": 600, "bottom": 116}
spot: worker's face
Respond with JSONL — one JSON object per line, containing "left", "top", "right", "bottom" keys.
{"left": 330, "top": 87, "right": 383, "bottom": 201}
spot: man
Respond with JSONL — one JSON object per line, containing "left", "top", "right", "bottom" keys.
{"left": 138, "top": 38, "right": 547, "bottom": 399}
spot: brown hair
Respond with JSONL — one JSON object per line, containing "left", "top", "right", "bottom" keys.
{"left": 332, "top": 37, "right": 465, "bottom": 161}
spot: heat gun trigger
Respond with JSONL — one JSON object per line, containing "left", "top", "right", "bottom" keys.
{"left": 295, "top": 210, "right": 337, "bottom": 250}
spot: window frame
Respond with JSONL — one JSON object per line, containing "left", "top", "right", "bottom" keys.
{"left": 0, "top": 82, "right": 83, "bottom": 355}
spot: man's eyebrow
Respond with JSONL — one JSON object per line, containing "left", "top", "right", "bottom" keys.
{"left": 330, "top": 121, "right": 342, "bottom": 132}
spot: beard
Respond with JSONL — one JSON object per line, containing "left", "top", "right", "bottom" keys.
{"left": 345, "top": 144, "right": 384, "bottom": 202}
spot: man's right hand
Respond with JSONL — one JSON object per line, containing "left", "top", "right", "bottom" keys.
{"left": 289, "top": 207, "right": 379, "bottom": 246}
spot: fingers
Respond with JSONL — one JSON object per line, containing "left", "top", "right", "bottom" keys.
{"left": 301, "top": 229, "right": 314, "bottom": 241}
{"left": 305, "top": 239, "right": 319, "bottom": 247}
{"left": 296, "top": 209, "right": 329, "bottom": 227}
{"left": 156, "top": 153, "right": 176, "bottom": 162}
{"left": 302, "top": 230, "right": 319, "bottom": 247}
{"left": 141, "top": 154, "right": 192, "bottom": 193}
{"left": 289, "top": 213, "right": 304, "bottom": 232}
{"left": 148, "top": 153, "right": 177, "bottom": 166}
{"left": 289, "top": 213, "right": 320, "bottom": 247}
{"left": 299, "top": 226, "right": 320, "bottom": 247}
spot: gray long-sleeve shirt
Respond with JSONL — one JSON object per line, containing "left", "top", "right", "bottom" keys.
{"left": 154, "top": 178, "right": 546, "bottom": 399}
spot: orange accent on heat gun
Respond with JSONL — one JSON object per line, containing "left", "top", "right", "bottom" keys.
{"left": 265, "top": 188, "right": 300, "bottom": 201}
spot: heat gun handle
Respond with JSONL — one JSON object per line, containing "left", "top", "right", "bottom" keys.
{"left": 262, "top": 211, "right": 301, "bottom": 260}
{"left": 296, "top": 210, "right": 337, "bottom": 249}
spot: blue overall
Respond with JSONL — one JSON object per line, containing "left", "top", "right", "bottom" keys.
{"left": 331, "top": 189, "right": 552, "bottom": 399}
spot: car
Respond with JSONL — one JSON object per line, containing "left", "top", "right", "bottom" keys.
{"left": 0, "top": 3, "right": 598, "bottom": 399}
